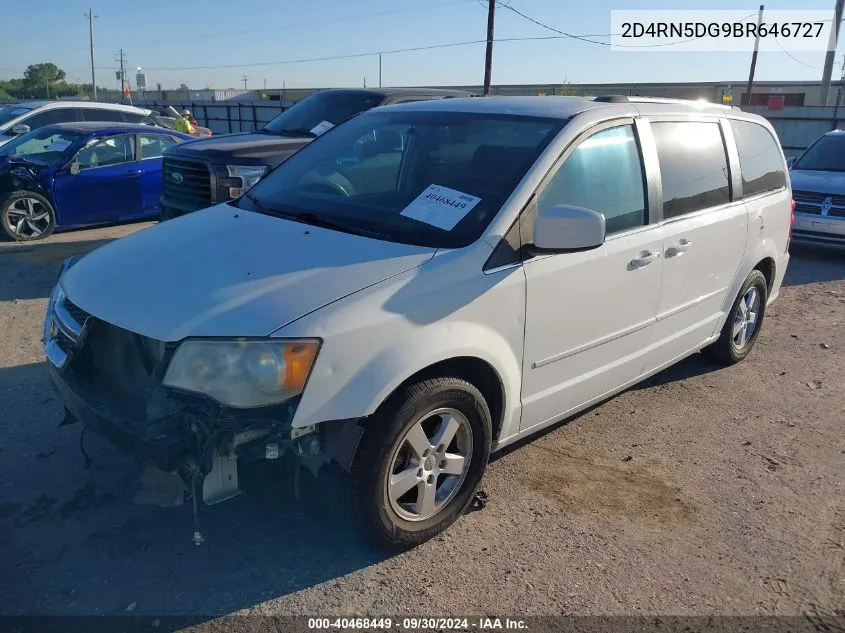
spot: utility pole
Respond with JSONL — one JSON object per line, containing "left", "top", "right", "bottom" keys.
{"left": 242, "top": 75, "right": 248, "bottom": 90}
{"left": 379, "top": 53, "right": 382, "bottom": 88}
{"left": 85, "top": 9, "right": 97, "bottom": 100}
{"left": 743, "top": 5, "right": 764, "bottom": 106}
{"left": 263, "top": 78, "right": 267, "bottom": 90}
{"left": 483, "top": 0, "right": 495, "bottom": 95}
{"left": 820, "top": 0, "right": 845, "bottom": 105}
{"left": 118, "top": 48, "right": 127, "bottom": 102}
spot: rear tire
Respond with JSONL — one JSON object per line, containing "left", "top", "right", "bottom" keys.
{"left": 1, "top": 191, "right": 56, "bottom": 241}
{"left": 348, "top": 376, "right": 492, "bottom": 550}
{"left": 706, "top": 269, "right": 768, "bottom": 365}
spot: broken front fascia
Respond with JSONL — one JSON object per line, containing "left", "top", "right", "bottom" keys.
{"left": 45, "top": 256, "right": 319, "bottom": 500}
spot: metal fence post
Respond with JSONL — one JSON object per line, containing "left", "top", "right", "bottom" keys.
{"left": 226, "top": 105, "right": 232, "bottom": 133}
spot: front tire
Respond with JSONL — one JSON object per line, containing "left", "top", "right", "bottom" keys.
{"left": 707, "top": 269, "right": 768, "bottom": 364}
{"left": 348, "top": 376, "right": 492, "bottom": 550}
{"left": 1, "top": 191, "right": 56, "bottom": 241}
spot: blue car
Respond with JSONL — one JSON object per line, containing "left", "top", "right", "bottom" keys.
{"left": 0, "top": 122, "right": 194, "bottom": 241}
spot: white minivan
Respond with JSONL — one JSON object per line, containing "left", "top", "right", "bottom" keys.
{"left": 0, "top": 100, "right": 151, "bottom": 147}
{"left": 44, "top": 96, "right": 792, "bottom": 548}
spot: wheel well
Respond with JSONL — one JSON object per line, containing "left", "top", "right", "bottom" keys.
{"left": 754, "top": 257, "right": 775, "bottom": 292}
{"left": 388, "top": 357, "right": 505, "bottom": 442}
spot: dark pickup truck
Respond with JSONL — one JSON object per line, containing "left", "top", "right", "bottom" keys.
{"left": 159, "top": 87, "right": 474, "bottom": 219}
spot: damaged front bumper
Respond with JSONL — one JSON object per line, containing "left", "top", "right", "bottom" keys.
{"left": 43, "top": 276, "right": 309, "bottom": 505}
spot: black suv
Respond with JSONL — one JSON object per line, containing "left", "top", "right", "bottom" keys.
{"left": 159, "top": 87, "right": 474, "bottom": 219}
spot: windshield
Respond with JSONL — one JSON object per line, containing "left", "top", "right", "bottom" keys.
{"left": 263, "top": 91, "right": 384, "bottom": 137}
{"left": 0, "top": 106, "right": 33, "bottom": 127}
{"left": 0, "top": 127, "right": 83, "bottom": 166}
{"left": 793, "top": 134, "right": 845, "bottom": 172}
{"left": 241, "top": 110, "right": 563, "bottom": 248}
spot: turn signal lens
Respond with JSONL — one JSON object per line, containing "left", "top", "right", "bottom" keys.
{"left": 283, "top": 341, "right": 320, "bottom": 391}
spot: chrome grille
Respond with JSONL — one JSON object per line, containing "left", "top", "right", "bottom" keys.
{"left": 63, "top": 298, "right": 90, "bottom": 325}
{"left": 792, "top": 190, "right": 845, "bottom": 217}
{"left": 163, "top": 156, "right": 212, "bottom": 208}
{"left": 793, "top": 190, "right": 845, "bottom": 205}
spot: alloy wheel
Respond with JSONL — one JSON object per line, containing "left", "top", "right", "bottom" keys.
{"left": 386, "top": 407, "right": 473, "bottom": 522}
{"left": 732, "top": 286, "right": 761, "bottom": 350}
{"left": 6, "top": 198, "right": 51, "bottom": 239}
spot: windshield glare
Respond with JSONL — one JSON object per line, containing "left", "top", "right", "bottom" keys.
{"left": 243, "top": 110, "right": 562, "bottom": 247}
{"left": 263, "top": 91, "right": 384, "bottom": 136}
{"left": 794, "top": 134, "right": 845, "bottom": 172}
{"left": 0, "top": 106, "right": 32, "bottom": 127}
{"left": 0, "top": 128, "right": 82, "bottom": 166}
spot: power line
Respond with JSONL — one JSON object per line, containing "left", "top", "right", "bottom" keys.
{"left": 497, "top": 4, "right": 614, "bottom": 46}
{"left": 773, "top": 36, "right": 821, "bottom": 69}
{"left": 144, "top": 38, "right": 495, "bottom": 71}
{"left": 499, "top": 3, "right": 761, "bottom": 48}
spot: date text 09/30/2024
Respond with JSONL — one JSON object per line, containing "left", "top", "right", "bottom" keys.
{"left": 307, "top": 617, "right": 529, "bottom": 630}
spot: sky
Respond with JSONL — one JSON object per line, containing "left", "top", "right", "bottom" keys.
{"left": 2, "top": 0, "right": 845, "bottom": 90}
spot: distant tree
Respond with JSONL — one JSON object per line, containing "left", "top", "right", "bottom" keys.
{"left": 179, "top": 83, "right": 189, "bottom": 91}
{"left": 555, "top": 80, "right": 579, "bottom": 96}
{"left": 22, "top": 63, "right": 66, "bottom": 97}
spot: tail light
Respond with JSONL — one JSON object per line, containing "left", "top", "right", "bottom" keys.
{"left": 787, "top": 198, "right": 795, "bottom": 249}
{"left": 790, "top": 199, "right": 795, "bottom": 233}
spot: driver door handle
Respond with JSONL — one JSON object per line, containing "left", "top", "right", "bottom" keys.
{"left": 630, "top": 250, "right": 660, "bottom": 269}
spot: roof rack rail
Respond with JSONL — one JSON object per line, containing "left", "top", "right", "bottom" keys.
{"left": 593, "top": 95, "right": 733, "bottom": 110}
{"left": 593, "top": 95, "right": 629, "bottom": 103}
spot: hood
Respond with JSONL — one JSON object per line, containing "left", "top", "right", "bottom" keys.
{"left": 167, "top": 132, "right": 312, "bottom": 165}
{"left": 789, "top": 169, "right": 845, "bottom": 196}
{"left": 61, "top": 204, "right": 435, "bottom": 342}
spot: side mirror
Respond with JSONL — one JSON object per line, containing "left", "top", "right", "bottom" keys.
{"left": 68, "top": 159, "right": 80, "bottom": 176}
{"left": 11, "top": 124, "right": 30, "bottom": 135}
{"left": 786, "top": 156, "right": 797, "bottom": 169}
{"left": 531, "top": 205, "right": 606, "bottom": 253}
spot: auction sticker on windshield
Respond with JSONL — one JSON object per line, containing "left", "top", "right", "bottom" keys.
{"left": 310, "top": 120, "right": 335, "bottom": 136}
{"left": 400, "top": 184, "right": 481, "bottom": 231}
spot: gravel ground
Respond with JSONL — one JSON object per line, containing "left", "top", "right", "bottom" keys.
{"left": 0, "top": 224, "right": 842, "bottom": 625}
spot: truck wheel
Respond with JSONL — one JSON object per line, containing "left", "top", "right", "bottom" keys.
{"left": 1, "top": 191, "right": 55, "bottom": 241}
{"left": 348, "top": 376, "right": 492, "bottom": 549}
{"left": 706, "top": 269, "right": 768, "bottom": 365}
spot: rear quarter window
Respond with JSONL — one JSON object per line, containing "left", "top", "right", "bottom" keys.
{"left": 80, "top": 108, "right": 125, "bottom": 123}
{"left": 730, "top": 119, "right": 787, "bottom": 197}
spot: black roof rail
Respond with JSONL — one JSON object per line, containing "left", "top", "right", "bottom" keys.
{"left": 593, "top": 95, "right": 629, "bottom": 103}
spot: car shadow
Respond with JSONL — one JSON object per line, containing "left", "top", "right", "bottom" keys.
{"left": 0, "top": 238, "right": 122, "bottom": 302}
{"left": 784, "top": 245, "right": 845, "bottom": 286}
{"left": 0, "top": 361, "right": 389, "bottom": 621}
{"left": 490, "top": 352, "right": 717, "bottom": 465}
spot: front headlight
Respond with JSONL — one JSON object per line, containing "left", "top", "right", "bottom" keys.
{"left": 48, "top": 256, "right": 81, "bottom": 308}
{"left": 163, "top": 339, "right": 320, "bottom": 408}
{"left": 226, "top": 165, "right": 268, "bottom": 198}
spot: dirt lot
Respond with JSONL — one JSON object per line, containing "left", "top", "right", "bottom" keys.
{"left": 0, "top": 223, "right": 842, "bottom": 624}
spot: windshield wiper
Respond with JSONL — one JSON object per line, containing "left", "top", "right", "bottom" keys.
{"left": 271, "top": 127, "right": 318, "bottom": 138}
{"left": 243, "top": 193, "right": 389, "bottom": 240}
